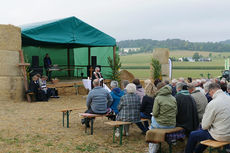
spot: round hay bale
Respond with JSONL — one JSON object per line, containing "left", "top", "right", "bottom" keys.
{"left": 0, "top": 76, "right": 24, "bottom": 101}
{"left": 120, "top": 70, "right": 135, "bottom": 83}
{"left": 0, "top": 50, "right": 21, "bottom": 76}
{"left": 0, "top": 25, "right": 21, "bottom": 51}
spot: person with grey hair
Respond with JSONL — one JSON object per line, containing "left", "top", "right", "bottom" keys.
{"left": 185, "top": 83, "right": 230, "bottom": 153}
{"left": 122, "top": 80, "right": 129, "bottom": 94}
{"left": 203, "top": 81, "right": 212, "bottom": 102}
{"left": 117, "top": 83, "right": 148, "bottom": 135}
{"left": 187, "top": 83, "right": 208, "bottom": 123}
{"left": 175, "top": 82, "right": 199, "bottom": 135}
{"left": 82, "top": 79, "right": 113, "bottom": 127}
{"left": 91, "top": 67, "right": 103, "bottom": 89}
{"left": 110, "top": 80, "right": 124, "bottom": 115}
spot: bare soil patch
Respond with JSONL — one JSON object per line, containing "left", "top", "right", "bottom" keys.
{"left": 0, "top": 95, "right": 212, "bottom": 153}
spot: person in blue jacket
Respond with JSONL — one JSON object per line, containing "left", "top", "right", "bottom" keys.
{"left": 110, "top": 80, "right": 124, "bottom": 115}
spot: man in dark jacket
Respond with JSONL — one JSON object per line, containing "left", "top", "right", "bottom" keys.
{"left": 43, "top": 53, "right": 52, "bottom": 81}
{"left": 175, "top": 82, "right": 199, "bottom": 135}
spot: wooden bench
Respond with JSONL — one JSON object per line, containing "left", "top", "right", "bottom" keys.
{"left": 105, "top": 119, "right": 150, "bottom": 145}
{"left": 200, "top": 139, "right": 230, "bottom": 153}
{"left": 26, "top": 92, "right": 35, "bottom": 102}
{"left": 59, "top": 108, "right": 85, "bottom": 128}
{"left": 146, "top": 127, "right": 185, "bottom": 153}
{"left": 79, "top": 113, "right": 115, "bottom": 135}
{"left": 105, "top": 121, "right": 132, "bottom": 145}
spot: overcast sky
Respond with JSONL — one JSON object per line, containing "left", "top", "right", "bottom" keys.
{"left": 1, "top": 0, "right": 230, "bottom": 42}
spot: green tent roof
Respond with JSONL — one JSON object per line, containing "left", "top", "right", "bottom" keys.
{"left": 21, "top": 16, "right": 116, "bottom": 48}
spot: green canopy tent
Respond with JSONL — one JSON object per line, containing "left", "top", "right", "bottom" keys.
{"left": 21, "top": 16, "right": 116, "bottom": 78}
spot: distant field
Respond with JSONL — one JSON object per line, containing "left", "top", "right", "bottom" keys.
{"left": 121, "top": 50, "right": 229, "bottom": 79}
{"left": 126, "top": 69, "right": 222, "bottom": 80}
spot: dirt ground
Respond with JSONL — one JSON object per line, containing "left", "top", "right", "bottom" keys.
{"left": 0, "top": 95, "right": 214, "bottom": 153}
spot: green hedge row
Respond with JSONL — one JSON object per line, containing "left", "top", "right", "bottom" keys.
{"left": 121, "top": 66, "right": 224, "bottom": 70}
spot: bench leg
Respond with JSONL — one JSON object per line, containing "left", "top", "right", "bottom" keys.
{"left": 62, "top": 112, "right": 65, "bottom": 127}
{"left": 113, "top": 127, "right": 116, "bottom": 143}
{"left": 91, "top": 118, "right": 94, "bottom": 135}
{"left": 66, "top": 110, "right": 70, "bottom": 128}
{"left": 119, "top": 125, "right": 123, "bottom": 145}
{"left": 85, "top": 119, "right": 87, "bottom": 133}
{"left": 209, "top": 147, "right": 212, "bottom": 153}
{"left": 159, "top": 143, "right": 162, "bottom": 153}
{"left": 169, "top": 143, "right": 172, "bottom": 153}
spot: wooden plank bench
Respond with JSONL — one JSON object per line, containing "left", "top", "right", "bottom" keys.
{"left": 105, "top": 121, "right": 132, "bottom": 145}
{"left": 79, "top": 113, "right": 115, "bottom": 135}
{"left": 26, "top": 92, "right": 36, "bottom": 102}
{"left": 200, "top": 139, "right": 230, "bottom": 153}
{"left": 146, "top": 127, "right": 185, "bottom": 153}
{"left": 59, "top": 108, "right": 85, "bottom": 128}
{"left": 105, "top": 119, "right": 150, "bottom": 145}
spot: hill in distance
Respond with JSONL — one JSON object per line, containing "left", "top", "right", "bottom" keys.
{"left": 117, "top": 39, "right": 230, "bottom": 54}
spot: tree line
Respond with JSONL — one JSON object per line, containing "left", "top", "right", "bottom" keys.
{"left": 118, "top": 39, "right": 230, "bottom": 54}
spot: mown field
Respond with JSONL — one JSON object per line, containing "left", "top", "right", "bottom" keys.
{"left": 120, "top": 50, "right": 230, "bottom": 79}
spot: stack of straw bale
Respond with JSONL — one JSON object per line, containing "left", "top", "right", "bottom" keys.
{"left": 152, "top": 48, "right": 170, "bottom": 81}
{"left": 0, "top": 25, "right": 24, "bottom": 101}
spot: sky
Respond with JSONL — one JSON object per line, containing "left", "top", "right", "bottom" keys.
{"left": 1, "top": 0, "right": 230, "bottom": 42}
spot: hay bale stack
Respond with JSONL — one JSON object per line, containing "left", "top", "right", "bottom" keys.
{"left": 0, "top": 76, "right": 24, "bottom": 101}
{"left": 0, "top": 25, "right": 21, "bottom": 51}
{"left": 120, "top": 70, "right": 135, "bottom": 83}
{"left": 152, "top": 48, "right": 170, "bottom": 81}
{"left": 0, "top": 50, "right": 21, "bottom": 76}
{"left": 0, "top": 25, "right": 24, "bottom": 101}
{"left": 152, "top": 48, "right": 169, "bottom": 64}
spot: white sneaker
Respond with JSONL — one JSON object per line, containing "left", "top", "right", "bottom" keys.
{"left": 148, "top": 143, "right": 159, "bottom": 153}
{"left": 115, "top": 128, "right": 120, "bottom": 137}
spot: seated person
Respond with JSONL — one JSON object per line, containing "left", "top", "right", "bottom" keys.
{"left": 187, "top": 83, "right": 208, "bottom": 123}
{"left": 116, "top": 83, "right": 148, "bottom": 135}
{"left": 185, "top": 83, "right": 230, "bottom": 153}
{"left": 28, "top": 75, "right": 47, "bottom": 101}
{"left": 133, "top": 79, "right": 145, "bottom": 103}
{"left": 110, "top": 81, "right": 124, "bottom": 115}
{"left": 122, "top": 80, "right": 129, "bottom": 94}
{"left": 149, "top": 84, "right": 177, "bottom": 153}
{"left": 91, "top": 67, "right": 103, "bottom": 89}
{"left": 140, "top": 82, "right": 156, "bottom": 130}
{"left": 175, "top": 82, "right": 199, "bottom": 135}
{"left": 82, "top": 79, "right": 113, "bottom": 126}
{"left": 39, "top": 75, "right": 59, "bottom": 98}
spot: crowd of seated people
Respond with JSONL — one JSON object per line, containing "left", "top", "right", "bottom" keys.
{"left": 81, "top": 76, "right": 230, "bottom": 153}
{"left": 28, "top": 74, "right": 59, "bottom": 102}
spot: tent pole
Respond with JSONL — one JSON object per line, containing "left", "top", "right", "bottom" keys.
{"left": 113, "top": 46, "right": 116, "bottom": 65}
{"left": 67, "top": 48, "right": 70, "bottom": 77}
{"left": 88, "top": 47, "right": 91, "bottom": 66}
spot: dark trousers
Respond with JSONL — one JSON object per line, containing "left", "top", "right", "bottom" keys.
{"left": 140, "top": 112, "right": 151, "bottom": 130}
{"left": 45, "top": 69, "right": 52, "bottom": 81}
{"left": 136, "top": 122, "right": 148, "bottom": 133}
{"left": 185, "top": 129, "right": 213, "bottom": 153}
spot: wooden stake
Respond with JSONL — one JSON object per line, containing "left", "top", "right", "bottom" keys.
{"left": 18, "top": 50, "right": 31, "bottom": 102}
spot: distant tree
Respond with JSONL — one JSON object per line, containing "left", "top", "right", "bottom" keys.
{"left": 107, "top": 53, "right": 122, "bottom": 84}
{"left": 193, "top": 52, "right": 200, "bottom": 61}
{"left": 209, "top": 53, "right": 212, "bottom": 58}
{"left": 182, "top": 57, "right": 189, "bottom": 62}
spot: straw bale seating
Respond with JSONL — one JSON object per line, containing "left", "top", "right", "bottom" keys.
{"left": 146, "top": 127, "right": 185, "bottom": 153}
{"left": 200, "top": 139, "right": 230, "bottom": 153}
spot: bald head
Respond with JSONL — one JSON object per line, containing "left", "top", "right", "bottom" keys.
{"left": 93, "top": 79, "right": 100, "bottom": 87}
